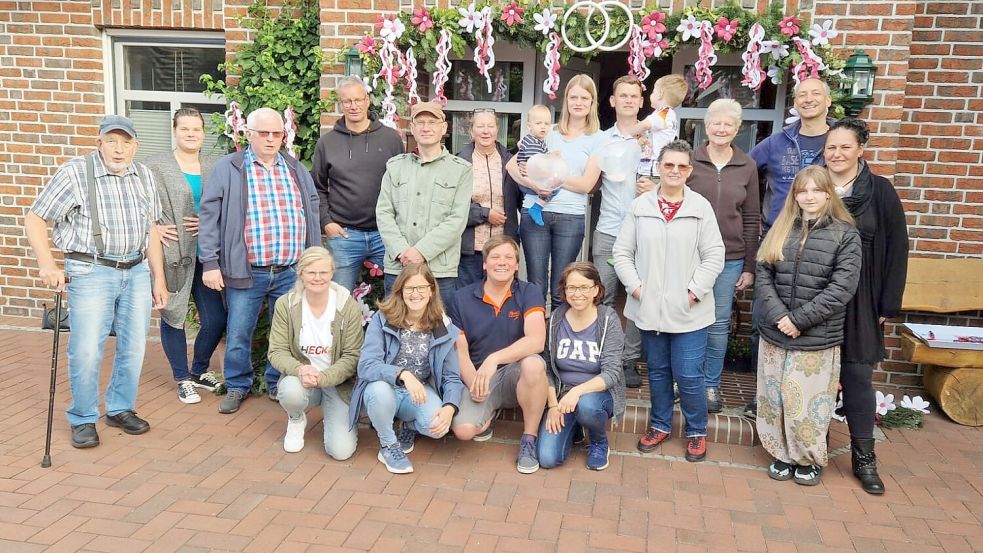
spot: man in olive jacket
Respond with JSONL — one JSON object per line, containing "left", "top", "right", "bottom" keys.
{"left": 376, "top": 102, "right": 472, "bottom": 306}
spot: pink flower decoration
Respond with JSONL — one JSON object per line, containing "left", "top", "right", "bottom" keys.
{"left": 411, "top": 7, "right": 433, "bottom": 33}
{"left": 779, "top": 16, "right": 800, "bottom": 37}
{"left": 363, "top": 260, "right": 384, "bottom": 277}
{"left": 640, "top": 11, "right": 667, "bottom": 40}
{"left": 501, "top": 2, "right": 524, "bottom": 27}
{"left": 355, "top": 35, "right": 376, "bottom": 55}
{"left": 715, "top": 17, "right": 740, "bottom": 43}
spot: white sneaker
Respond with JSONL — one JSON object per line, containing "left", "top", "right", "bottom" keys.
{"left": 177, "top": 380, "right": 201, "bottom": 404}
{"left": 283, "top": 413, "right": 306, "bottom": 453}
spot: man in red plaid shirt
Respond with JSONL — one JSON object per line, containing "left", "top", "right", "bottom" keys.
{"left": 199, "top": 107, "right": 322, "bottom": 414}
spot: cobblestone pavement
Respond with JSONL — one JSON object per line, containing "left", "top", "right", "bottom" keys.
{"left": 1, "top": 320, "right": 981, "bottom": 552}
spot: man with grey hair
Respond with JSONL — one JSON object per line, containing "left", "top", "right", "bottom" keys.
{"left": 311, "top": 76, "right": 404, "bottom": 291}
{"left": 199, "top": 107, "right": 321, "bottom": 414}
{"left": 25, "top": 114, "right": 169, "bottom": 448}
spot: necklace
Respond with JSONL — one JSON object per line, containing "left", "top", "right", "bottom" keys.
{"left": 834, "top": 171, "right": 859, "bottom": 198}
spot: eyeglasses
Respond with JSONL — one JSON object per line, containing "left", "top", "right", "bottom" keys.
{"left": 564, "top": 284, "right": 596, "bottom": 296}
{"left": 302, "top": 270, "right": 332, "bottom": 279}
{"left": 339, "top": 97, "right": 368, "bottom": 107}
{"left": 248, "top": 129, "right": 285, "bottom": 139}
{"left": 402, "top": 285, "right": 432, "bottom": 295}
{"left": 661, "top": 162, "right": 692, "bottom": 172}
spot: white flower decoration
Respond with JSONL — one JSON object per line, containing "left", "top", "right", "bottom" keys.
{"left": 900, "top": 395, "right": 931, "bottom": 414}
{"left": 875, "top": 390, "right": 897, "bottom": 416}
{"left": 809, "top": 20, "right": 838, "bottom": 46}
{"left": 380, "top": 17, "right": 405, "bottom": 42}
{"left": 458, "top": 2, "right": 485, "bottom": 34}
{"left": 361, "top": 76, "right": 374, "bottom": 93}
{"left": 677, "top": 15, "right": 701, "bottom": 42}
{"left": 533, "top": 9, "right": 557, "bottom": 36}
{"left": 768, "top": 65, "right": 783, "bottom": 85}
{"left": 761, "top": 40, "right": 790, "bottom": 60}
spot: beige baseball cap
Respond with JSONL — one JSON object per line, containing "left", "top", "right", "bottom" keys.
{"left": 410, "top": 101, "right": 445, "bottom": 121}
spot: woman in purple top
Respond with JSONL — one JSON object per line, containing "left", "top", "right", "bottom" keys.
{"left": 538, "top": 262, "right": 626, "bottom": 471}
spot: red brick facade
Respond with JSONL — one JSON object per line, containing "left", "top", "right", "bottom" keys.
{"left": 1, "top": 0, "right": 979, "bottom": 391}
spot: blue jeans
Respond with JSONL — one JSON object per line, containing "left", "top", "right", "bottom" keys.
{"left": 223, "top": 265, "right": 297, "bottom": 393}
{"left": 278, "top": 375, "right": 357, "bottom": 460}
{"left": 704, "top": 259, "right": 744, "bottom": 388}
{"left": 456, "top": 253, "right": 485, "bottom": 290}
{"left": 520, "top": 209, "right": 585, "bottom": 309}
{"left": 537, "top": 390, "right": 613, "bottom": 469}
{"left": 64, "top": 257, "right": 152, "bottom": 426}
{"left": 384, "top": 273, "right": 457, "bottom": 309}
{"left": 325, "top": 228, "right": 385, "bottom": 293}
{"left": 362, "top": 380, "right": 447, "bottom": 446}
{"left": 159, "top": 261, "right": 227, "bottom": 382}
{"left": 641, "top": 328, "right": 709, "bottom": 437}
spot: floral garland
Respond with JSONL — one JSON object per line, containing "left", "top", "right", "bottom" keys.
{"left": 353, "top": 1, "right": 847, "bottom": 124}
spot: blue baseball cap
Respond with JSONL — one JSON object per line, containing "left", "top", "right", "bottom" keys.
{"left": 99, "top": 115, "right": 138, "bottom": 138}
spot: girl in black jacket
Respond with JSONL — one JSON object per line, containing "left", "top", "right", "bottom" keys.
{"left": 755, "top": 165, "right": 862, "bottom": 486}
{"left": 825, "top": 118, "right": 909, "bottom": 495}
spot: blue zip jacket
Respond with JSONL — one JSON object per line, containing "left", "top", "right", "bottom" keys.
{"left": 749, "top": 118, "right": 835, "bottom": 228}
{"left": 347, "top": 311, "right": 463, "bottom": 430}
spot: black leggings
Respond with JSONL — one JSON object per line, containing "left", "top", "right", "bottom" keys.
{"left": 840, "top": 362, "right": 876, "bottom": 440}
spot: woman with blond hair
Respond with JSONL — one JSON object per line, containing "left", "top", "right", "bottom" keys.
{"left": 508, "top": 74, "right": 604, "bottom": 308}
{"left": 348, "top": 264, "right": 464, "bottom": 474}
{"left": 268, "top": 246, "right": 363, "bottom": 459}
{"left": 755, "top": 165, "right": 861, "bottom": 486}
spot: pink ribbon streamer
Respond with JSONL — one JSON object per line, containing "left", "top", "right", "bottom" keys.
{"left": 373, "top": 39, "right": 401, "bottom": 128}
{"left": 283, "top": 106, "right": 297, "bottom": 159}
{"left": 224, "top": 101, "right": 246, "bottom": 152}
{"left": 791, "top": 37, "right": 824, "bottom": 85}
{"left": 473, "top": 8, "right": 496, "bottom": 93}
{"left": 741, "top": 23, "right": 767, "bottom": 91}
{"left": 432, "top": 29, "right": 452, "bottom": 106}
{"left": 405, "top": 46, "right": 420, "bottom": 105}
{"left": 627, "top": 24, "right": 651, "bottom": 84}
{"left": 694, "top": 21, "right": 718, "bottom": 90}
{"left": 542, "top": 32, "right": 561, "bottom": 100}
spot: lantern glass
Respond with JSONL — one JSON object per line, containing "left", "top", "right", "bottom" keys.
{"left": 852, "top": 69, "right": 872, "bottom": 97}
{"left": 345, "top": 47, "right": 363, "bottom": 77}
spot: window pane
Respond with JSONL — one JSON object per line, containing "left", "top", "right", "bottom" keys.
{"left": 445, "top": 61, "right": 522, "bottom": 103}
{"left": 124, "top": 45, "right": 224, "bottom": 93}
{"left": 126, "top": 101, "right": 172, "bottom": 160}
{"left": 679, "top": 65, "right": 778, "bottom": 110}
{"left": 681, "top": 119, "right": 773, "bottom": 153}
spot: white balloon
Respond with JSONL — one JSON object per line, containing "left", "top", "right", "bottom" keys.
{"left": 526, "top": 153, "right": 570, "bottom": 191}
{"left": 599, "top": 140, "right": 642, "bottom": 182}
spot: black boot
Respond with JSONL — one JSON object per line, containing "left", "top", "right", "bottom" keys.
{"left": 851, "top": 438, "right": 885, "bottom": 495}
{"left": 623, "top": 360, "right": 642, "bottom": 389}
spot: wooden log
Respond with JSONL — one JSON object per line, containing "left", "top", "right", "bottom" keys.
{"left": 902, "top": 257, "right": 983, "bottom": 313}
{"left": 923, "top": 365, "right": 983, "bottom": 427}
{"left": 900, "top": 332, "right": 983, "bottom": 368}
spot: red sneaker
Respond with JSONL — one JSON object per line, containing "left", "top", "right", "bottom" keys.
{"left": 637, "top": 426, "right": 670, "bottom": 453}
{"left": 685, "top": 436, "right": 707, "bottom": 462}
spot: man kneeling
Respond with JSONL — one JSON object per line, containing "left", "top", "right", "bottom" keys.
{"left": 448, "top": 235, "right": 548, "bottom": 473}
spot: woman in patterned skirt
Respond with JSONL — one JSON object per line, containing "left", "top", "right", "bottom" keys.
{"left": 754, "top": 165, "right": 861, "bottom": 486}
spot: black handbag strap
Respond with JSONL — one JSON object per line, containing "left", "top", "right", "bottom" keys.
{"left": 84, "top": 153, "right": 105, "bottom": 256}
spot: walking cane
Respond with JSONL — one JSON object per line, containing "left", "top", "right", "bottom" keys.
{"left": 41, "top": 289, "right": 64, "bottom": 468}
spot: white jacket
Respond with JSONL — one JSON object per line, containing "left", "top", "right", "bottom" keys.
{"left": 613, "top": 186, "right": 725, "bottom": 333}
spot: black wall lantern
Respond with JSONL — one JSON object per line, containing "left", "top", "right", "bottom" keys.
{"left": 345, "top": 46, "right": 363, "bottom": 77}
{"left": 841, "top": 50, "right": 876, "bottom": 116}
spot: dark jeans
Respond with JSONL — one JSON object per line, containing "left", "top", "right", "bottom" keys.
{"left": 537, "top": 390, "right": 613, "bottom": 469}
{"left": 223, "top": 265, "right": 296, "bottom": 393}
{"left": 456, "top": 253, "right": 485, "bottom": 290}
{"left": 520, "top": 209, "right": 585, "bottom": 309}
{"left": 384, "top": 273, "right": 457, "bottom": 309}
{"left": 841, "top": 361, "right": 876, "bottom": 440}
{"left": 159, "top": 261, "right": 227, "bottom": 382}
{"left": 641, "top": 327, "right": 709, "bottom": 437}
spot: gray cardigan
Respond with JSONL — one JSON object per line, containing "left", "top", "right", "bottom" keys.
{"left": 544, "top": 303, "right": 627, "bottom": 418}
{"left": 144, "top": 151, "right": 218, "bottom": 328}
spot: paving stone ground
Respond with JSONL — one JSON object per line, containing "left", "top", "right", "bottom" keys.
{"left": 1, "top": 318, "right": 981, "bottom": 552}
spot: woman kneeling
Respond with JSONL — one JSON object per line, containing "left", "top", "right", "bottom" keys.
{"left": 538, "top": 262, "right": 626, "bottom": 471}
{"left": 349, "top": 264, "right": 463, "bottom": 474}
{"left": 268, "top": 247, "right": 363, "bottom": 459}
{"left": 755, "top": 166, "right": 861, "bottom": 486}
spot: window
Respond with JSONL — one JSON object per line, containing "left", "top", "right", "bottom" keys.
{"left": 110, "top": 32, "right": 227, "bottom": 160}
{"left": 671, "top": 49, "right": 788, "bottom": 153}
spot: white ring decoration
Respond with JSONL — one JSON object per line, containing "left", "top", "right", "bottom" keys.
{"left": 560, "top": 0, "right": 633, "bottom": 54}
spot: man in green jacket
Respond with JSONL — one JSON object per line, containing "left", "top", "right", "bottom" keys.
{"left": 376, "top": 101, "right": 473, "bottom": 306}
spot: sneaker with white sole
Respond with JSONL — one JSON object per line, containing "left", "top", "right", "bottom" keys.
{"left": 516, "top": 434, "right": 539, "bottom": 474}
{"left": 378, "top": 442, "right": 414, "bottom": 474}
{"left": 177, "top": 380, "right": 201, "bottom": 404}
{"left": 396, "top": 422, "right": 416, "bottom": 454}
{"left": 586, "top": 437, "right": 609, "bottom": 471}
{"left": 189, "top": 371, "right": 221, "bottom": 392}
{"left": 283, "top": 413, "right": 306, "bottom": 453}
{"left": 473, "top": 419, "right": 494, "bottom": 442}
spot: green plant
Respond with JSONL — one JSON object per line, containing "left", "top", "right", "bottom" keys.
{"left": 201, "top": 0, "right": 328, "bottom": 164}
{"left": 726, "top": 335, "right": 752, "bottom": 359}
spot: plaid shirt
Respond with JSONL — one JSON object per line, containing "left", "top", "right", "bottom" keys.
{"left": 242, "top": 147, "right": 306, "bottom": 266}
{"left": 30, "top": 151, "right": 161, "bottom": 256}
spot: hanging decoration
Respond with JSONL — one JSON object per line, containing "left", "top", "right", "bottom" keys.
{"left": 473, "top": 7, "right": 496, "bottom": 93}
{"left": 283, "top": 106, "right": 297, "bottom": 159}
{"left": 223, "top": 102, "right": 246, "bottom": 151}
{"left": 677, "top": 15, "right": 717, "bottom": 90}
{"left": 626, "top": 24, "right": 650, "bottom": 84}
{"left": 791, "top": 36, "right": 825, "bottom": 85}
{"left": 404, "top": 46, "right": 420, "bottom": 105}
{"left": 373, "top": 14, "right": 404, "bottom": 128}
{"left": 543, "top": 32, "right": 562, "bottom": 100}
{"left": 432, "top": 29, "right": 452, "bottom": 105}
{"left": 741, "top": 23, "right": 767, "bottom": 91}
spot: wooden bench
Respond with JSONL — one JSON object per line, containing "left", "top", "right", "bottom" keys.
{"left": 899, "top": 257, "right": 983, "bottom": 426}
